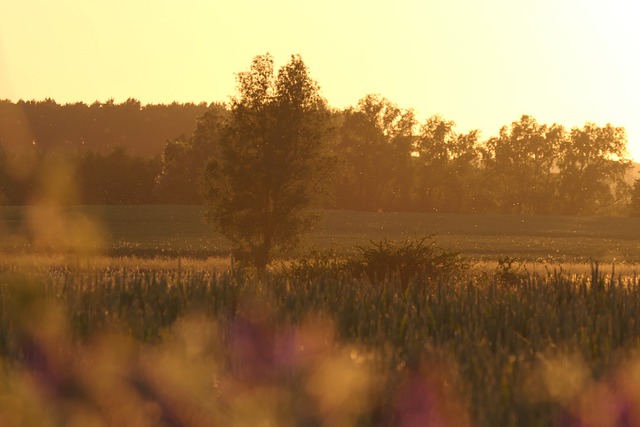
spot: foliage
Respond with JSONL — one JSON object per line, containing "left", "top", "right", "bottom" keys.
{"left": 284, "top": 236, "right": 466, "bottom": 286}
{"left": 333, "top": 94, "right": 416, "bottom": 211}
{"left": 202, "top": 54, "right": 334, "bottom": 269}
{"left": 555, "top": 123, "right": 632, "bottom": 214}
{"left": 631, "top": 178, "right": 640, "bottom": 217}
{"left": 155, "top": 103, "right": 228, "bottom": 204}
{"left": 0, "top": 96, "right": 635, "bottom": 214}
{"left": 351, "top": 236, "right": 465, "bottom": 285}
{"left": 413, "top": 115, "right": 484, "bottom": 212}
{"left": 494, "top": 256, "right": 529, "bottom": 284}
{"left": 484, "top": 115, "right": 564, "bottom": 214}
{"left": 479, "top": 117, "right": 633, "bottom": 215}
{"left": 0, "top": 147, "right": 161, "bottom": 205}
{"left": 0, "top": 98, "right": 208, "bottom": 157}
{"left": 77, "top": 147, "right": 160, "bottom": 204}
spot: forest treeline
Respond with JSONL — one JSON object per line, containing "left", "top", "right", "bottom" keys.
{"left": 1, "top": 97, "right": 639, "bottom": 215}
{"left": 0, "top": 98, "right": 207, "bottom": 157}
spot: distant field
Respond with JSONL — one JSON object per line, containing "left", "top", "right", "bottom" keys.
{"left": 1, "top": 205, "right": 640, "bottom": 263}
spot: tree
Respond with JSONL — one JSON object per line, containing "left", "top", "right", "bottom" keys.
{"left": 334, "top": 95, "right": 415, "bottom": 211}
{"left": 413, "top": 115, "right": 482, "bottom": 212}
{"left": 555, "top": 123, "right": 631, "bottom": 214}
{"left": 155, "top": 103, "right": 227, "bottom": 203}
{"left": 0, "top": 98, "right": 208, "bottom": 158}
{"left": 483, "top": 115, "right": 563, "bottom": 214}
{"left": 0, "top": 145, "right": 10, "bottom": 204}
{"left": 202, "top": 54, "right": 334, "bottom": 269}
{"left": 76, "top": 147, "right": 160, "bottom": 204}
{"left": 631, "top": 178, "right": 640, "bottom": 217}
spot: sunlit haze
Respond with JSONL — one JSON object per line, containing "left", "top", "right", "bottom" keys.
{"left": 1, "top": 0, "right": 638, "bottom": 160}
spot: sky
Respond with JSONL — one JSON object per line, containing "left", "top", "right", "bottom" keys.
{"left": 1, "top": 0, "right": 639, "bottom": 159}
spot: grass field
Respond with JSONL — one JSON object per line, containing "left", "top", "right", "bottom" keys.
{"left": 2, "top": 205, "right": 640, "bottom": 263}
{"left": 2, "top": 259, "right": 640, "bottom": 426}
{"left": 2, "top": 205, "right": 640, "bottom": 426}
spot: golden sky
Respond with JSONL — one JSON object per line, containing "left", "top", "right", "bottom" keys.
{"left": 1, "top": 0, "right": 638, "bottom": 159}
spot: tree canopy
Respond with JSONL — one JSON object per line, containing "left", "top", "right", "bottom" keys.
{"left": 0, "top": 59, "right": 636, "bottom": 216}
{"left": 202, "top": 54, "right": 334, "bottom": 269}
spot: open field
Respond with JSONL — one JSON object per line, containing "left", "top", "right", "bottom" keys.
{"left": 2, "top": 205, "right": 640, "bottom": 426}
{"left": 2, "top": 205, "right": 640, "bottom": 264}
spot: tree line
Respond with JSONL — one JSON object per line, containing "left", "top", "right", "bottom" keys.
{"left": 0, "top": 98, "right": 207, "bottom": 157}
{"left": 0, "top": 98, "right": 206, "bottom": 205}
{"left": 160, "top": 94, "right": 638, "bottom": 216}
{"left": 0, "top": 82, "right": 638, "bottom": 216}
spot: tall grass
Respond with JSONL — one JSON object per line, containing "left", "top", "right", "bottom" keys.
{"left": 2, "top": 261, "right": 640, "bottom": 426}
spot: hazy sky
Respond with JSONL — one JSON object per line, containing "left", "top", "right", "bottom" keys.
{"left": 1, "top": 0, "right": 639, "bottom": 159}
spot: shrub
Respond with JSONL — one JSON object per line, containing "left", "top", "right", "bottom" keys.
{"left": 494, "top": 256, "right": 529, "bottom": 284}
{"left": 352, "top": 236, "right": 466, "bottom": 285}
{"left": 284, "top": 236, "right": 466, "bottom": 286}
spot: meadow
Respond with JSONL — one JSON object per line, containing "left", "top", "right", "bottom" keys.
{"left": 2, "top": 205, "right": 640, "bottom": 263}
{"left": 2, "top": 206, "right": 640, "bottom": 426}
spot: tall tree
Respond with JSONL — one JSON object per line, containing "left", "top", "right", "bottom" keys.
{"left": 556, "top": 123, "right": 631, "bottom": 214}
{"left": 631, "top": 178, "right": 640, "bottom": 217}
{"left": 413, "top": 116, "right": 482, "bottom": 212}
{"left": 155, "top": 103, "right": 227, "bottom": 203}
{"left": 484, "top": 115, "right": 563, "bottom": 213}
{"left": 334, "top": 95, "right": 415, "bottom": 211}
{"left": 202, "top": 54, "right": 334, "bottom": 269}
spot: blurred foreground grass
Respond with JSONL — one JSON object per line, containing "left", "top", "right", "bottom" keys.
{"left": 2, "top": 262, "right": 640, "bottom": 426}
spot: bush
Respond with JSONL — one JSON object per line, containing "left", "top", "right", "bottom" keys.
{"left": 352, "top": 236, "right": 465, "bottom": 285}
{"left": 494, "top": 256, "right": 529, "bottom": 284}
{"left": 285, "top": 236, "right": 466, "bottom": 286}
